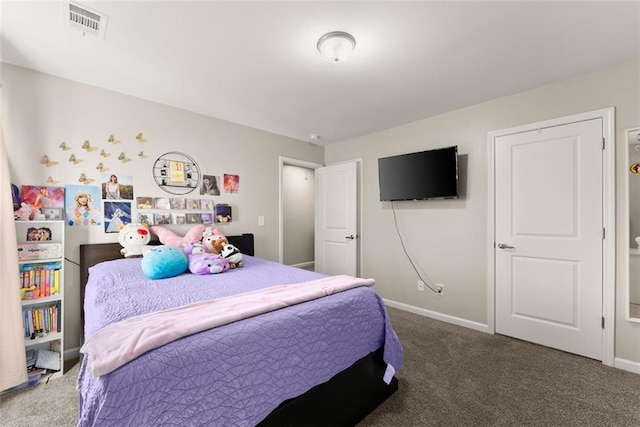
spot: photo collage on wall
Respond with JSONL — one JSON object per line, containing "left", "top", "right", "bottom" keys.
{"left": 18, "top": 159, "right": 240, "bottom": 231}
{"left": 136, "top": 197, "right": 224, "bottom": 226}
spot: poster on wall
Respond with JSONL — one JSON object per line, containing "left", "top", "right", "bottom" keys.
{"left": 200, "top": 175, "right": 221, "bottom": 195}
{"left": 223, "top": 174, "right": 239, "bottom": 194}
{"left": 21, "top": 185, "right": 65, "bottom": 220}
{"left": 104, "top": 201, "right": 131, "bottom": 233}
{"left": 65, "top": 185, "right": 102, "bottom": 226}
{"left": 101, "top": 173, "right": 134, "bottom": 200}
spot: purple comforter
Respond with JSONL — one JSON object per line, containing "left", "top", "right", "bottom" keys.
{"left": 78, "top": 255, "right": 403, "bottom": 426}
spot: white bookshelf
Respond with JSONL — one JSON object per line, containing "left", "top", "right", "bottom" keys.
{"left": 15, "top": 220, "right": 65, "bottom": 383}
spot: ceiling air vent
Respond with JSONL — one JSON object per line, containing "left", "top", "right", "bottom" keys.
{"left": 66, "top": 1, "right": 108, "bottom": 38}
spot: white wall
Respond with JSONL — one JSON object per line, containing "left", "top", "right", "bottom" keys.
{"left": 325, "top": 60, "right": 640, "bottom": 364}
{"left": 282, "top": 164, "right": 315, "bottom": 265}
{"left": 1, "top": 63, "right": 324, "bottom": 355}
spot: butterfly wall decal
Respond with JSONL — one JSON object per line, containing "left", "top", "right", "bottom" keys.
{"left": 81, "top": 139, "right": 98, "bottom": 152}
{"left": 78, "top": 173, "right": 94, "bottom": 185}
{"left": 40, "top": 155, "right": 58, "bottom": 167}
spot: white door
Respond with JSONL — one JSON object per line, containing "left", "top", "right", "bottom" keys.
{"left": 315, "top": 162, "right": 358, "bottom": 276}
{"left": 494, "top": 118, "right": 603, "bottom": 360}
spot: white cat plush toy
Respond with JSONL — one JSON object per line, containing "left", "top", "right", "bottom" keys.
{"left": 118, "top": 223, "right": 152, "bottom": 257}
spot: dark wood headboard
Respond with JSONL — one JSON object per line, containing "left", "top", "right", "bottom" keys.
{"left": 78, "top": 233, "right": 254, "bottom": 340}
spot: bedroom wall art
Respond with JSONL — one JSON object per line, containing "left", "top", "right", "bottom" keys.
{"left": 64, "top": 185, "right": 102, "bottom": 227}
{"left": 223, "top": 174, "right": 239, "bottom": 194}
{"left": 139, "top": 196, "right": 214, "bottom": 225}
{"left": 104, "top": 201, "right": 132, "bottom": 233}
{"left": 153, "top": 151, "right": 200, "bottom": 195}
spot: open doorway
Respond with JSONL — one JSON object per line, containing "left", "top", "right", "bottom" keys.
{"left": 279, "top": 157, "right": 322, "bottom": 268}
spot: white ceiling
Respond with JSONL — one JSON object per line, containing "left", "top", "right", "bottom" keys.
{"left": 1, "top": 1, "right": 639, "bottom": 145}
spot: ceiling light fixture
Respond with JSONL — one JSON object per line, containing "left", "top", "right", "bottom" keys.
{"left": 317, "top": 31, "right": 356, "bottom": 63}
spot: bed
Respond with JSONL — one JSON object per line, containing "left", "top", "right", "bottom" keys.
{"left": 78, "top": 234, "right": 403, "bottom": 426}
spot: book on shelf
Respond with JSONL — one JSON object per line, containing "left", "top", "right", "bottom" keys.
{"left": 19, "top": 261, "right": 61, "bottom": 300}
{"left": 23, "top": 304, "right": 59, "bottom": 338}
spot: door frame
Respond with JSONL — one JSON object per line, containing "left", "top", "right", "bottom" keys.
{"left": 487, "top": 107, "right": 615, "bottom": 366}
{"left": 278, "top": 156, "right": 323, "bottom": 264}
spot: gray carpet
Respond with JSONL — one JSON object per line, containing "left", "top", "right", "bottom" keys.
{"left": 1, "top": 307, "right": 639, "bottom": 426}
{"left": 360, "top": 308, "right": 640, "bottom": 426}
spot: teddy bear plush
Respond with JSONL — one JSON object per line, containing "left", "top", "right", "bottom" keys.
{"left": 118, "top": 223, "right": 152, "bottom": 257}
{"left": 201, "top": 227, "right": 228, "bottom": 254}
{"left": 183, "top": 241, "right": 229, "bottom": 275}
{"left": 220, "top": 243, "right": 243, "bottom": 269}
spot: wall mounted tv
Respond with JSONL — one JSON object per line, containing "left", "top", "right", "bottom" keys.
{"left": 378, "top": 146, "right": 459, "bottom": 201}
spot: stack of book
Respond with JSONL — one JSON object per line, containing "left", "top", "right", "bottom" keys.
{"left": 19, "top": 261, "right": 61, "bottom": 300}
{"left": 23, "top": 305, "right": 59, "bottom": 338}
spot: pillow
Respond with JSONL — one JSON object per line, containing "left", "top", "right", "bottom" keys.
{"left": 141, "top": 246, "right": 188, "bottom": 280}
{"left": 150, "top": 224, "right": 206, "bottom": 248}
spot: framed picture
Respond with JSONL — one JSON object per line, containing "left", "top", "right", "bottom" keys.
{"left": 201, "top": 213, "right": 213, "bottom": 224}
{"left": 186, "top": 213, "right": 202, "bottom": 224}
{"left": 26, "top": 227, "right": 52, "bottom": 241}
{"left": 171, "top": 213, "right": 186, "bottom": 225}
{"left": 154, "top": 213, "right": 171, "bottom": 225}
{"left": 136, "top": 197, "right": 153, "bottom": 210}
{"left": 42, "top": 207, "right": 63, "bottom": 221}
{"left": 214, "top": 204, "right": 232, "bottom": 223}
{"left": 138, "top": 213, "right": 154, "bottom": 226}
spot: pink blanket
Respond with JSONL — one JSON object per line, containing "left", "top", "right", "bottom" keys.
{"left": 81, "top": 275, "right": 375, "bottom": 377}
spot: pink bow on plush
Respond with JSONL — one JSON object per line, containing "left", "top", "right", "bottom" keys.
{"left": 150, "top": 224, "right": 206, "bottom": 248}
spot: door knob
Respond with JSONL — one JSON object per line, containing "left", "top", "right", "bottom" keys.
{"left": 497, "top": 242, "right": 515, "bottom": 249}
{"left": 345, "top": 235, "right": 355, "bottom": 240}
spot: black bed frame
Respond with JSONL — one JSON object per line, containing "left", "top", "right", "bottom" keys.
{"left": 79, "top": 234, "right": 397, "bottom": 426}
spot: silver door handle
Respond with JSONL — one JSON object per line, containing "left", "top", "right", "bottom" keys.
{"left": 345, "top": 235, "right": 355, "bottom": 240}
{"left": 497, "top": 242, "right": 515, "bottom": 249}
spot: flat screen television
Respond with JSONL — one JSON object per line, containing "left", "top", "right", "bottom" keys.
{"left": 378, "top": 146, "right": 459, "bottom": 201}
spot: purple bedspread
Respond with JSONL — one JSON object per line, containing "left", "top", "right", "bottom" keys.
{"left": 78, "top": 255, "right": 403, "bottom": 426}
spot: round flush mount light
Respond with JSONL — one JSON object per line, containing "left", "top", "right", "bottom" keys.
{"left": 317, "top": 31, "right": 356, "bottom": 63}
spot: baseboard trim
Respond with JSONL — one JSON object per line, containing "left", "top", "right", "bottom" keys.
{"left": 384, "top": 299, "right": 640, "bottom": 375}
{"left": 614, "top": 357, "right": 640, "bottom": 374}
{"left": 289, "top": 261, "right": 314, "bottom": 268}
{"left": 383, "top": 299, "right": 490, "bottom": 334}
{"left": 64, "top": 347, "right": 80, "bottom": 361}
